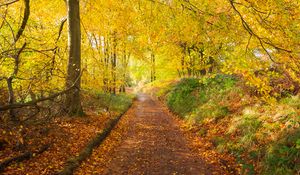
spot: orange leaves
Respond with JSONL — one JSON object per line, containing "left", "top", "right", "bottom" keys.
{"left": 76, "top": 94, "right": 240, "bottom": 174}
{"left": 1, "top": 99, "right": 120, "bottom": 174}
{"left": 75, "top": 110, "right": 132, "bottom": 174}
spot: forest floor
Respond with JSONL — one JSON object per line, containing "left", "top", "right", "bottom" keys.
{"left": 76, "top": 94, "right": 238, "bottom": 175}
{"left": 1, "top": 108, "right": 116, "bottom": 175}
{"left": 1, "top": 93, "right": 132, "bottom": 174}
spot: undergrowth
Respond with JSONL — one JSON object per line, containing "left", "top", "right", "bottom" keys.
{"left": 95, "top": 93, "right": 133, "bottom": 114}
{"left": 167, "top": 75, "right": 238, "bottom": 123}
{"left": 161, "top": 75, "right": 300, "bottom": 175}
{"left": 85, "top": 91, "right": 134, "bottom": 114}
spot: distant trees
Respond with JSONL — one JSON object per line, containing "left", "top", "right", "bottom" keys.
{"left": 149, "top": 0, "right": 299, "bottom": 97}
{"left": 0, "top": 0, "right": 299, "bottom": 120}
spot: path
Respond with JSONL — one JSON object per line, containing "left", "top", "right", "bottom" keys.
{"left": 76, "top": 94, "right": 232, "bottom": 175}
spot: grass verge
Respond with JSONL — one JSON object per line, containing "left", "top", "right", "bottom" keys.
{"left": 154, "top": 75, "right": 300, "bottom": 175}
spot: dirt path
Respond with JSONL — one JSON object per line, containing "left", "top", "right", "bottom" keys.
{"left": 76, "top": 94, "right": 236, "bottom": 175}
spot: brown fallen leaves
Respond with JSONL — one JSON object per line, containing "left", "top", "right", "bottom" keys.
{"left": 75, "top": 104, "right": 133, "bottom": 175}
{"left": 1, "top": 108, "right": 116, "bottom": 175}
{"left": 75, "top": 94, "right": 239, "bottom": 175}
{"left": 161, "top": 102, "right": 240, "bottom": 175}
{"left": 2, "top": 94, "right": 239, "bottom": 175}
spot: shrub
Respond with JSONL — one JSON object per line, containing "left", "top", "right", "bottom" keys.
{"left": 163, "top": 75, "right": 300, "bottom": 174}
{"left": 166, "top": 78, "right": 200, "bottom": 116}
{"left": 166, "top": 75, "right": 237, "bottom": 122}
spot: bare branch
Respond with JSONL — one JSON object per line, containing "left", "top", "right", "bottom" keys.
{"left": 245, "top": 34, "right": 252, "bottom": 54}
{"left": 0, "top": 16, "right": 16, "bottom": 41}
{"left": 0, "top": 0, "right": 19, "bottom": 7}
{"left": 0, "top": 71, "right": 83, "bottom": 111}
{"left": 0, "top": 6, "right": 8, "bottom": 29}
{"left": 0, "top": 87, "right": 72, "bottom": 111}
{"left": 228, "top": 0, "right": 292, "bottom": 63}
{"left": 11, "top": 42, "right": 26, "bottom": 77}
{"left": 0, "top": 77, "right": 7, "bottom": 81}
{"left": 56, "top": 17, "right": 67, "bottom": 42}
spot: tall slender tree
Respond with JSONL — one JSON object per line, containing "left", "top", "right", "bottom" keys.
{"left": 65, "top": 0, "right": 83, "bottom": 116}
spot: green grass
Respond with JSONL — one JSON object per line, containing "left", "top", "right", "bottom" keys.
{"left": 96, "top": 93, "right": 134, "bottom": 114}
{"left": 166, "top": 75, "right": 237, "bottom": 122}
{"left": 82, "top": 89, "right": 134, "bottom": 115}
{"left": 166, "top": 78, "right": 200, "bottom": 117}
{"left": 227, "top": 105, "right": 300, "bottom": 175}
{"left": 263, "top": 129, "right": 300, "bottom": 175}
{"left": 161, "top": 74, "right": 300, "bottom": 174}
{"left": 280, "top": 95, "right": 300, "bottom": 109}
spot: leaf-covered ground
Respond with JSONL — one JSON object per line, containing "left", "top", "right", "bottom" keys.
{"left": 1, "top": 111, "right": 113, "bottom": 174}
{"left": 1, "top": 92, "right": 239, "bottom": 174}
{"left": 76, "top": 94, "right": 239, "bottom": 174}
{"left": 0, "top": 93, "right": 132, "bottom": 175}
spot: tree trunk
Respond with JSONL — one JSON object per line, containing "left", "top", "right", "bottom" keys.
{"left": 4, "top": 0, "right": 30, "bottom": 122}
{"left": 187, "top": 48, "right": 192, "bottom": 77}
{"left": 111, "top": 34, "right": 117, "bottom": 94}
{"left": 181, "top": 55, "right": 185, "bottom": 77}
{"left": 6, "top": 78, "right": 17, "bottom": 121}
{"left": 102, "top": 36, "right": 109, "bottom": 92}
{"left": 65, "top": 0, "right": 83, "bottom": 116}
{"left": 150, "top": 52, "right": 156, "bottom": 82}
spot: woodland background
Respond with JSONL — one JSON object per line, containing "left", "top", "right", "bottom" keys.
{"left": 0, "top": 0, "right": 299, "bottom": 174}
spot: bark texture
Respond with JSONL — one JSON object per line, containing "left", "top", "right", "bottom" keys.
{"left": 65, "top": 0, "right": 83, "bottom": 116}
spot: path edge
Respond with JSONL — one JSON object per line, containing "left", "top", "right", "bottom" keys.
{"left": 56, "top": 101, "right": 134, "bottom": 175}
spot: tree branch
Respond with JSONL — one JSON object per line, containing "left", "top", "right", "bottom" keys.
{"left": 15, "top": 0, "right": 30, "bottom": 42}
{"left": 56, "top": 17, "right": 67, "bottom": 42}
{"left": 228, "top": 0, "right": 291, "bottom": 63}
{"left": 0, "top": 0, "right": 19, "bottom": 7}
{"left": 0, "top": 71, "right": 83, "bottom": 111}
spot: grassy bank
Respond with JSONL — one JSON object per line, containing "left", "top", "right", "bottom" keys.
{"left": 153, "top": 75, "right": 300, "bottom": 175}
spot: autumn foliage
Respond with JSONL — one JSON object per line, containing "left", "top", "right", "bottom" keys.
{"left": 0, "top": 0, "right": 299, "bottom": 174}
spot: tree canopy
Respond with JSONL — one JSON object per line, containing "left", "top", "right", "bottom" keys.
{"left": 0, "top": 0, "right": 299, "bottom": 116}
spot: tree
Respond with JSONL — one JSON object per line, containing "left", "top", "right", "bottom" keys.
{"left": 0, "top": 0, "right": 30, "bottom": 122}
{"left": 65, "top": 0, "right": 83, "bottom": 116}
